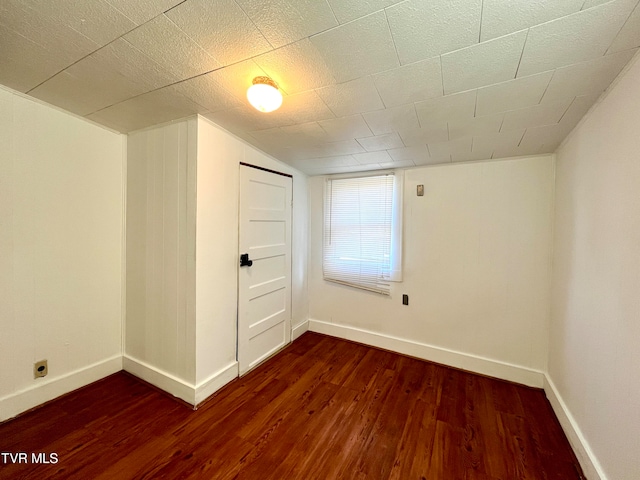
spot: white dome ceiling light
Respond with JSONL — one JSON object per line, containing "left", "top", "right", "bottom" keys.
{"left": 247, "top": 76, "right": 282, "bottom": 113}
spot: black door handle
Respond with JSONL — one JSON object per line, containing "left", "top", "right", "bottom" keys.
{"left": 240, "top": 253, "right": 253, "bottom": 267}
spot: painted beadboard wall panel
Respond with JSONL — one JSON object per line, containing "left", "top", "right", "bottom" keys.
{"left": 126, "top": 119, "right": 197, "bottom": 385}
{"left": 0, "top": 86, "right": 124, "bottom": 419}
{"left": 550, "top": 52, "right": 640, "bottom": 480}
{"left": 308, "top": 155, "right": 554, "bottom": 375}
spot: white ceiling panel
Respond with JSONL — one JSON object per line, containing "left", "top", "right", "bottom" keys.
{"left": 353, "top": 151, "right": 393, "bottom": 165}
{"left": 480, "top": 0, "right": 583, "bottom": 42}
{"left": 29, "top": 0, "right": 136, "bottom": 45}
{"left": 289, "top": 139, "right": 366, "bottom": 160}
{"left": 475, "top": 71, "right": 553, "bottom": 117}
{"left": 124, "top": 14, "right": 220, "bottom": 79}
{"left": 501, "top": 98, "right": 573, "bottom": 132}
{"left": 472, "top": 129, "right": 526, "bottom": 160}
{"left": 327, "top": 0, "right": 402, "bottom": 24}
{"left": 203, "top": 60, "right": 268, "bottom": 104}
{"left": 291, "top": 155, "right": 359, "bottom": 170}
{"left": 0, "top": 2, "right": 100, "bottom": 90}
{"left": 609, "top": 3, "right": 640, "bottom": 53}
{"left": 303, "top": 164, "right": 366, "bottom": 175}
{"left": 386, "top": 0, "right": 482, "bottom": 65}
{"left": 87, "top": 87, "right": 205, "bottom": 132}
{"left": 237, "top": 0, "right": 337, "bottom": 48}
{"left": 517, "top": 0, "right": 636, "bottom": 77}
{"left": 2, "top": 0, "right": 638, "bottom": 175}
{"left": 428, "top": 138, "right": 471, "bottom": 163}
{"left": 558, "top": 94, "right": 601, "bottom": 129}
{"left": 166, "top": 0, "right": 271, "bottom": 66}
{"left": 253, "top": 39, "right": 336, "bottom": 95}
{"left": 415, "top": 90, "right": 476, "bottom": 125}
{"left": 204, "top": 105, "right": 289, "bottom": 134}
{"left": 309, "top": 11, "right": 399, "bottom": 82}
{"left": 362, "top": 104, "right": 420, "bottom": 135}
{"left": 103, "top": 0, "right": 184, "bottom": 25}
{"left": 373, "top": 56, "right": 443, "bottom": 107}
{"left": 319, "top": 115, "right": 373, "bottom": 141}
{"left": 170, "top": 74, "right": 242, "bottom": 114}
{"left": 541, "top": 49, "right": 637, "bottom": 104}
{"left": 278, "top": 90, "right": 335, "bottom": 125}
{"left": 442, "top": 30, "right": 528, "bottom": 94}
{"left": 387, "top": 145, "right": 431, "bottom": 164}
{"left": 356, "top": 132, "right": 404, "bottom": 151}
{"left": 249, "top": 122, "right": 332, "bottom": 149}
{"left": 0, "top": 26, "right": 71, "bottom": 92}
{"left": 380, "top": 159, "right": 416, "bottom": 168}
{"left": 29, "top": 38, "right": 178, "bottom": 116}
{"left": 315, "top": 76, "right": 385, "bottom": 117}
{"left": 519, "top": 122, "right": 576, "bottom": 153}
{"left": 280, "top": 122, "right": 331, "bottom": 142}
{"left": 399, "top": 124, "right": 449, "bottom": 146}
{"left": 448, "top": 113, "right": 504, "bottom": 140}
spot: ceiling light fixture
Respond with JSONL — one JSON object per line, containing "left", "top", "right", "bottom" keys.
{"left": 247, "top": 76, "right": 282, "bottom": 113}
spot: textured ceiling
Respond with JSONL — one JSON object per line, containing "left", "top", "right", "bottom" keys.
{"left": 1, "top": 0, "right": 639, "bottom": 175}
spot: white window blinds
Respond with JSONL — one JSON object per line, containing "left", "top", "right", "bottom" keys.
{"left": 323, "top": 173, "right": 402, "bottom": 295}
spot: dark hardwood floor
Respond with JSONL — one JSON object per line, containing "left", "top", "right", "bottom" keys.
{"left": 0, "top": 332, "right": 584, "bottom": 479}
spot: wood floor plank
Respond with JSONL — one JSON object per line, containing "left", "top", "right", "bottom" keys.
{"left": 0, "top": 333, "right": 584, "bottom": 480}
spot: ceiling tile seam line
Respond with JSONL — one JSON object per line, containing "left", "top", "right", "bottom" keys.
{"left": 324, "top": 0, "right": 339, "bottom": 26}
{"left": 473, "top": 90, "right": 478, "bottom": 118}
{"left": 557, "top": 96, "right": 579, "bottom": 124}
{"left": 498, "top": 115, "right": 505, "bottom": 134}
{"left": 439, "top": 56, "right": 445, "bottom": 97}
{"left": 604, "top": 1, "right": 639, "bottom": 56}
{"left": 232, "top": 0, "right": 276, "bottom": 51}
{"left": 383, "top": 9, "right": 402, "bottom": 69}
{"left": 537, "top": 70, "right": 556, "bottom": 106}
{"left": 413, "top": 104, "right": 422, "bottom": 130}
{"left": 516, "top": 128, "right": 527, "bottom": 148}
{"left": 360, "top": 113, "right": 377, "bottom": 137}
{"left": 161, "top": 14, "right": 223, "bottom": 68}
{"left": 308, "top": 8, "right": 386, "bottom": 39}
{"left": 23, "top": 6, "right": 186, "bottom": 95}
{"left": 478, "top": 0, "right": 484, "bottom": 43}
{"left": 513, "top": 28, "right": 531, "bottom": 79}
{"left": 160, "top": 0, "right": 189, "bottom": 16}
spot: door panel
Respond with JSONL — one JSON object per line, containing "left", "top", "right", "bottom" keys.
{"left": 238, "top": 165, "right": 292, "bottom": 375}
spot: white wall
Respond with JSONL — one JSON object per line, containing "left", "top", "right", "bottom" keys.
{"left": 308, "top": 156, "right": 554, "bottom": 386}
{"left": 125, "top": 115, "right": 308, "bottom": 404}
{"left": 548, "top": 53, "right": 640, "bottom": 480}
{"left": 0, "top": 87, "right": 124, "bottom": 421}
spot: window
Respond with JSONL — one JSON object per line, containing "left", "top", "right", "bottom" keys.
{"left": 323, "top": 172, "right": 403, "bottom": 295}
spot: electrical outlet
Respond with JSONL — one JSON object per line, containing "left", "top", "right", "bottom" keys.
{"left": 402, "top": 294, "right": 409, "bottom": 305}
{"left": 34, "top": 360, "right": 47, "bottom": 378}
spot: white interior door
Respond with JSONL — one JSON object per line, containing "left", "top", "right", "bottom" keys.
{"left": 238, "top": 164, "right": 292, "bottom": 376}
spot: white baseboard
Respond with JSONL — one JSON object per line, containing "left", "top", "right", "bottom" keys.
{"left": 292, "top": 319, "right": 309, "bottom": 341}
{"left": 195, "top": 362, "right": 238, "bottom": 406}
{"left": 123, "top": 355, "right": 197, "bottom": 406}
{"left": 123, "top": 356, "right": 239, "bottom": 407}
{"left": 308, "top": 319, "right": 544, "bottom": 388}
{"left": 543, "top": 375, "right": 606, "bottom": 480}
{"left": 0, "top": 354, "right": 122, "bottom": 422}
